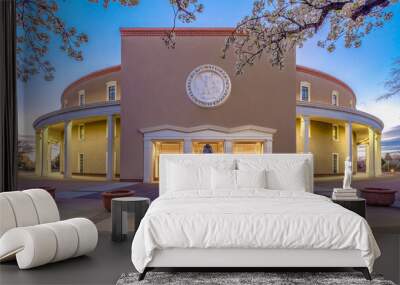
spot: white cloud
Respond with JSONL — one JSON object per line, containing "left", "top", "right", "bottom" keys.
{"left": 357, "top": 97, "right": 400, "bottom": 131}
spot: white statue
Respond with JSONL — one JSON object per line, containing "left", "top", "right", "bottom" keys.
{"left": 343, "top": 157, "right": 352, "bottom": 189}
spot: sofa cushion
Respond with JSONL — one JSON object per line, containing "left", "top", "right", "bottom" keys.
{"left": 23, "top": 189, "right": 59, "bottom": 224}
{"left": 0, "top": 196, "right": 17, "bottom": 237}
{"left": 0, "top": 192, "right": 39, "bottom": 227}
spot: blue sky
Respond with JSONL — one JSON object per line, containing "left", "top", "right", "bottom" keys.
{"left": 19, "top": 0, "right": 400, "bottom": 136}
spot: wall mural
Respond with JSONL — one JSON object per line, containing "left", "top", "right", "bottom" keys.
{"left": 15, "top": 1, "right": 400, "bottom": 184}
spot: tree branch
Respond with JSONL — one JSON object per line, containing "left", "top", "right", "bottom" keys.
{"left": 223, "top": 0, "right": 394, "bottom": 74}
{"left": 351, "top": 0, "right": 390, "bottom": 20}
{"left": 378, "top": 58, "right": 400, "bottom": 100}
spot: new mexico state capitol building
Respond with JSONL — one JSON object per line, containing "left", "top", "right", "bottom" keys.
{"left": 33, "top": 28, "right": 383, "bottom": 182}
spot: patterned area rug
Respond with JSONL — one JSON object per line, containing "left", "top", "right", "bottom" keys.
{"left": 116, "top": 272, "right": 396, "bottom": 285}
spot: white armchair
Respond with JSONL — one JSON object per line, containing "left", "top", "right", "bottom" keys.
{"left": 0, "top": 189, "right": 98, "bottom": 269}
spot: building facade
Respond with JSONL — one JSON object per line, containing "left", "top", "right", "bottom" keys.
{"left": 33, "top": 28, "right": 383, "bottom": 182}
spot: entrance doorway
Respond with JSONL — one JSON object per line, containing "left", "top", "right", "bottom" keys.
{"left": 152, "top": 140, "right": 184, "bottom": 182}
{"left": 192, "top": 141, "right": 224, "bottom": 154}
{"left": 357, "top": 144, "right": 367, "bottom": 173}
{"left": 233, "top": 141, "right": 264, "bottom": 154}
{"left": 50, "top": 143, "right": 60, "bottom": 173}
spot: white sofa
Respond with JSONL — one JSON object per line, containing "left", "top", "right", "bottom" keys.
{"left": 0, "top": 189, "right": 98, "bottom": 269}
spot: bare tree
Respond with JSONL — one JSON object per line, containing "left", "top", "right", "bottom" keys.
{"left": 378, "top": 58, "right": 400, "bottom": 100}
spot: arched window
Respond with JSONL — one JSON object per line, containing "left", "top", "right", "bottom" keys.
{"left": 78, "top": 90, "right": 85, "bottom": 106}
{"left": 106, "top": 81, "right": 117, "bottom": 101}
{"left": 332, "top": 91, "right": 339, "bottom": 106}
{"left": 300, "top": 81, "right": 311, "bottom": 102}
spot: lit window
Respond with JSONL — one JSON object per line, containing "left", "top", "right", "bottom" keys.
{"left": 78, "top": 124, "right": 85, "bottom": 141}
{"left": 106, "top": 81, "right": 117, "bottom": 101}
{"left": 332, "top": 124, "right": 339, "bottom": 141}
{"left": 300, "top": 82, "right": 311, "bottom": 102}
{"left": 78, "top": 90, "right": 85, "bottom": 106}
{"left": 332, "top": 91, "right": 339, "bottom": 106}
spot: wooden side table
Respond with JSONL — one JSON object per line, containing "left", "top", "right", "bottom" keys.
{"left": 332, "top": 198, "right": 366, "bottom": 218}
{"left": 111, "top": 197, "right": 150, "bottom": 242}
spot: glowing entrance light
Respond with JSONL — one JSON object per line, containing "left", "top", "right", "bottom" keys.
{"left": 233, "top": 141, "right": 264, "bottom": 154}
{"left": 151, "top": 140, "right": 183, "bottom": 182}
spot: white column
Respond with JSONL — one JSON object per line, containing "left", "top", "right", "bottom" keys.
{"left": 42, "top": 127, "right": 49, "bottom": 176}
{"left": 302, "top": 116, "right": 310, "bottom": 153}
{"left": 375, "top": 133, "right": 382, "bottom": 176}
{"left": 264, "top": 139, "right": 273, "bottom": 153}
{"left": 63, "top": 121, "right": 72, "bottom": 178}
{"left": 345, "top": 121, "right": 353, "bottom": 169}
{"left": 224, "top": 140, "right": 233, "bottom": 153}
{"left": 184, "top": 138, "right": 192, "bottom": 153}
{"left": 106, "top": 115, "right": 115, "bottom": 180}
{"left": 143, "top": 138, "right": 152, "bottom": 183}
{"left": 367, "top": 128, "right": 376, "bottom": 177}
{"left": 35, "top": 130, "right": 42, "bottom": 176}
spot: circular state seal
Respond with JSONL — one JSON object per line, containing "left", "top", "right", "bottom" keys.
{"left": 186, "top": 64, "right": 231, "bottom": 108}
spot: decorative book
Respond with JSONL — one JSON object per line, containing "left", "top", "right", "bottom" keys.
{"left": 332, "top": 188, "right": 358, "bottom": 200}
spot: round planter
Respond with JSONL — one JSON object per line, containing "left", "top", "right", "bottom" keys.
{"left": 359, "top": 188, "right": 396, "bottom": 206}
{"left": 39, "top": 186, "right": 56, "bottom": 199}
{"left": 101, "top": 190, "right": 135, "bottom": 211}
